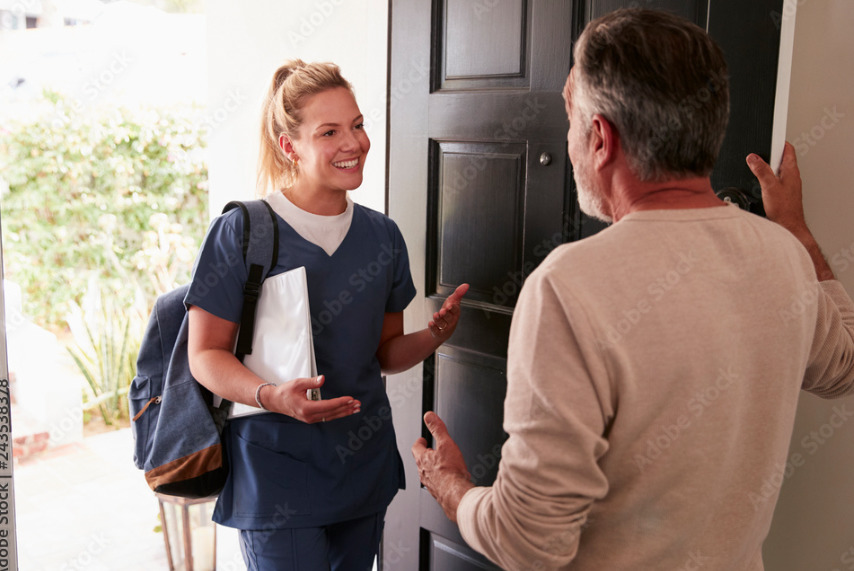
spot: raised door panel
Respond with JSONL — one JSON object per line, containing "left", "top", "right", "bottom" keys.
{"left": 441, "top": 0, "right": 529, "bottom": 87}
{"left": 431, "top": 141, "right": 526, "bottom": 307}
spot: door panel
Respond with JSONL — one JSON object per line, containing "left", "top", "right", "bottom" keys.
{"left": 431, "top": 141, "right": 526, "bottom": 306}
{"left": 433, "top": 348, "right": 507, "bottom": 489}
{"left": 385, "top": 1, "right": 784, "bottom": 569}
{"left": 589, "top": 0, "right": 708, "bottom": 24}
{"left": 441, "top": 0, "right": 529, "bottom": 85}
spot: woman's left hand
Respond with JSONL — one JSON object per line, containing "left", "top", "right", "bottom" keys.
{"left": 429, "top": 283, "right": 469, "bottom": 340}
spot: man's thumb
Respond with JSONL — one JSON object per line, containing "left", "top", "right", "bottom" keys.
{"left": 424, "top": 411, "right": 448, "bottom": 438}
{"left": 746, "top": 153, "right": 772, "bottom": 181}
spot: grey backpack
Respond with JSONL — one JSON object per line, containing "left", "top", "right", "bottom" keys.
{"left": 129, "top": 200, "right": 278, "bottom": 498}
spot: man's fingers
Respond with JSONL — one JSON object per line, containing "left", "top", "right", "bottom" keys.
{"left": 412, "top": 437, "right": 429, "bottom": 458}
{"left": 424, "top": 411, "right": 450, "bottom": 442}
{"left": 746, "top": 153, "right": 776, "bottom": 189}
{"left": 746, "top": 142, "right": 800, "bottom": 196}
{"left": 779, "top": 141, "right": 800, "bottom": 179}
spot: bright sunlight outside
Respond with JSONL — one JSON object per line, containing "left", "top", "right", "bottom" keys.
{"left": 0, "top": 0, "right": 246, "bottom": 568}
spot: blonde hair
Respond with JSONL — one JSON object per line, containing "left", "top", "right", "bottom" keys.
{"left": 257, "top": 59, "right": 353, "bottom": 196}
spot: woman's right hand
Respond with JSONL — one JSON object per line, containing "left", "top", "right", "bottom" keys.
{"left": 260, "top": 375, "right": 361, "bottom": 423}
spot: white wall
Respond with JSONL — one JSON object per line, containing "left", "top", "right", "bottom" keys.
{"left": 763, "top": 1, "right": 854, "bottom": 568}
{"left": 205, "top": 0, "right": 389, "bottom": 216}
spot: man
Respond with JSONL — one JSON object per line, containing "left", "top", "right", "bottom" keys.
{"left": 412, "top": 8, "right": 854, "bottom": 570}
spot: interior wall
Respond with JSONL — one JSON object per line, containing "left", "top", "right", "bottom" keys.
{"left": 205, "top": 0, "right": 389, "bottom": 216}
{"left": 763, "top": 1, "right": 854, "bottom": 569}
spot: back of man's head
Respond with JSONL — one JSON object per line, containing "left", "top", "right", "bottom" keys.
{"left": 573, "top": 8, "right": 730, "bottom": 182}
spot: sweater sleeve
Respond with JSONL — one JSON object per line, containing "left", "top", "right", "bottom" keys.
{"left": 456, "top": 265, "right": 612, "bottom": 570}
{"left": 802, "top": 279, "right": 854, "bottom": 398}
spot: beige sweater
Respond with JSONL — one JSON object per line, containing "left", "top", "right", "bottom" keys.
{"left": 457, "top": 205, "right": 854, "bottom": 570}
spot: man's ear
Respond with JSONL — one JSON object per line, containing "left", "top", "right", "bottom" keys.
{"left": 589, "top": 114, "right": 618, "bottom": 171}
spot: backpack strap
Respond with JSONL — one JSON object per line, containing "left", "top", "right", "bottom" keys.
{"left": 221, "top": 200, "right": 279, "bottom": 360}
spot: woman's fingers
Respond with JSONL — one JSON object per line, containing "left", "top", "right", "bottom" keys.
{"left": 301, "top": 395, "right": 361, "bottom": 423}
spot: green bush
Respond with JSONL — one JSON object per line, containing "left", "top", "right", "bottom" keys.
{"left": 0, "top": 90, "right": 209, "bottom": 332}
{"left": 66, "top": 278, "right": 144, "bottom": 425}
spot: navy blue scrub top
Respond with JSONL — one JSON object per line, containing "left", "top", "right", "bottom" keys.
{"left": 185, "top": 201, "right": 417, "bottom": 529}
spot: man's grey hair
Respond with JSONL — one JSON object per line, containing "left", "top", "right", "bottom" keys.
{"left": 572, "top": 8, "right": 730, "bottom": 182}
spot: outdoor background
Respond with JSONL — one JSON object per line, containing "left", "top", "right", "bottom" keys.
{"left": 1, "top": 0, "right": 386, "bottom": 568}
{"left": 1, "top": 0, "right": 853, "bottom": 569}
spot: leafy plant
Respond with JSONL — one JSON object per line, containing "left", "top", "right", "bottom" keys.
{"left": 0, "top": 90, "right": 209, "bottom": 332}
{"left": 65, "top": 279, "right": 146, "bottom": 425}
{"left": 0, "top": 90, "right": 210, "bottom": 426}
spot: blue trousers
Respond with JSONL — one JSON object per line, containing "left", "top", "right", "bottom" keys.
{"left": 238, "top": 510, "right": 385, "bottom": 570}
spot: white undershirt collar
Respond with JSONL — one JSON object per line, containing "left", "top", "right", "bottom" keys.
{"left": 266, "top": 191, "right": 354, "bottom": 256}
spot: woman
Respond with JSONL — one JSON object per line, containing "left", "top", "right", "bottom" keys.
{"left": 185, "top": 60, "right": 468, "bottom": 569}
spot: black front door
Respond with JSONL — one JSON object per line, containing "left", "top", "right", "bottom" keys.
{"left": 384, "top": 1, "right": 785, "bottom": 569}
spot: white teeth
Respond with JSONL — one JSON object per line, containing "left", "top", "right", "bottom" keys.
{"left": 333, "top": 159, "right": 358, "bottom": 169}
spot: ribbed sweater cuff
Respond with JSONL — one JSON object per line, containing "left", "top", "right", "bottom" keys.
{"left": 456, "top": 486, "right": 490, "bottom": 553}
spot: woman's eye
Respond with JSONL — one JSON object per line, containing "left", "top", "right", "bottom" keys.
{"left": 323, "top": 130, "right": 335, "bottom": 137}
{"left": 355, "top": 123, "right": 365, "bottom": 130}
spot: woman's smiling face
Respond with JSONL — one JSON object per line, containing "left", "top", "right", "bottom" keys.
{"left": 282, "top": 87, "right": 370, "bottom": 196}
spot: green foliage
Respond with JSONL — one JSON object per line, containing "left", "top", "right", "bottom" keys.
{"left": 66, "top": 280, "right": 145, "bottom": 425}
{"left": 0, "top": 90, "right": 209, "bottom": 332}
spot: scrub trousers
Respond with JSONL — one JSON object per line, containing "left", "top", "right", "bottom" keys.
{"left": 238, "top": 510, "right": 385, "bottom": 570}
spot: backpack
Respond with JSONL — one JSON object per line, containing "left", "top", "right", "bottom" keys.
{"left": 129, "top": 199, "right": 279, "bottom": 499}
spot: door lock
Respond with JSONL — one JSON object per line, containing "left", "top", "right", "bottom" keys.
{"left": 716, "top": 187, "right": 752, "bottom": 210}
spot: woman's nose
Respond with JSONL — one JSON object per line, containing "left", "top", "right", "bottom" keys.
{"left": 340, "top": 130, "right": 359, "bottom": 151}
{"left": 344, "top": 129, "right": 370, "bottom": 154}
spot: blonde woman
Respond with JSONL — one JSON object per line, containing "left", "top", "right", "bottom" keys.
{"left": 186, "top": 60, "right": 468, "bottom": 569}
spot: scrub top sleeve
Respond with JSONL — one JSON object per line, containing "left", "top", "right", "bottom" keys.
{"left": 183, "top": 211, "right": 248, "bottom": 323}
{"left": 386, "top": 222, "right": 417, "bottom": 313}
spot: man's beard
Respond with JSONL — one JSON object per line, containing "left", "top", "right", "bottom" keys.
{"left": 574, "top": 162, "right": 612, "bottom": 223}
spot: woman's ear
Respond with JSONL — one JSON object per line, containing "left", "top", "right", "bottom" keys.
{"left": 279, "top": 134, "right": 298, "bottom": 162}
